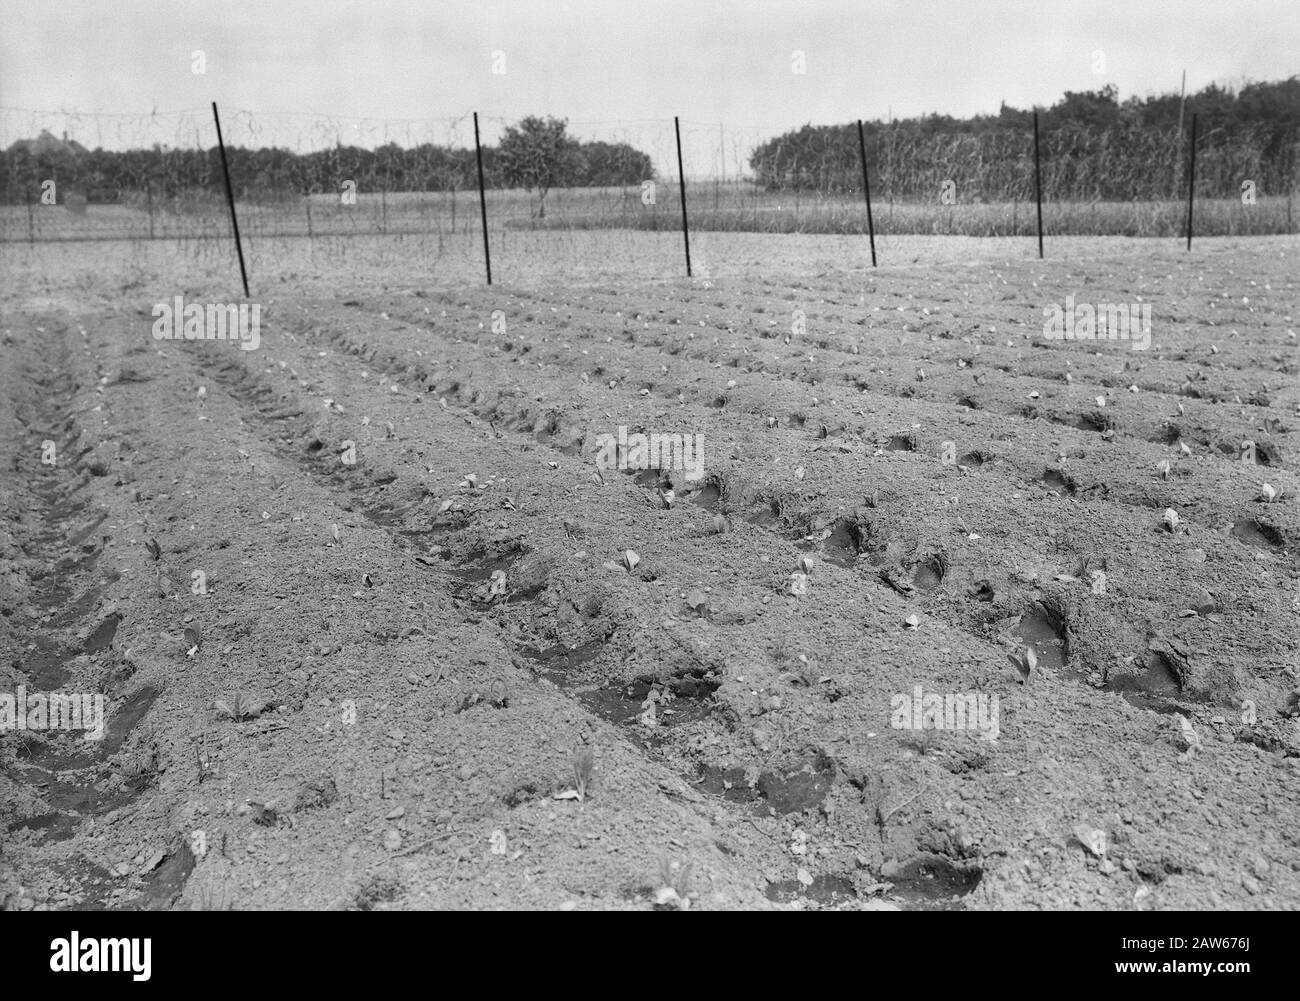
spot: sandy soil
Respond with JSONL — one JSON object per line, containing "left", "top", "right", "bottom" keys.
{"left": 1, "top": 232, "right": 1297, "bottom": 910}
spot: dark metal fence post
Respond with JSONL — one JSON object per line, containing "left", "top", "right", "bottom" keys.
{"left": 1185, "top": 112, "right": 1198, "bottom": 251}
{"left": 674, "top": 116, "right": 692, "bottom": 277}
{"left": 1033, "top": 112, "right": 1044, "bottom": 259}
{"left": 856, "top": 120, "right": 878, "bottom": 267}
{"left": 211, "top": 102, "right": 250, "bottom": 297}
{"left": 473, "top": 112, "right": 492, "bottom": 284}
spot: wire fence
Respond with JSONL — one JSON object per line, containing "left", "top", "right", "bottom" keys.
{"left": 1, "top": 106, "right": 1296, "bottom": 248}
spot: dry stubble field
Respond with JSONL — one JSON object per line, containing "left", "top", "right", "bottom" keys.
{"left": 1, "top": 230, "right": 1297, "bottom": 911}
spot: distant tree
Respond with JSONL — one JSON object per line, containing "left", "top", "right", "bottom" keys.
{"left": 577, "top": 141, "right": 652, "bottom": 186}
{"left": 496, "top": 115, "right": 585, "bottom": 217}
{"left": 996, "top": 101, "right": 1033, "bottom": 130}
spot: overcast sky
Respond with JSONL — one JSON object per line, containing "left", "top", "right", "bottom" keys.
{"left": 1, "top": 0, "right": 1295, "bottom": 175}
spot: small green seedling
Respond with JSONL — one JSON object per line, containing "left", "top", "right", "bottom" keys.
{"left": 195, "top": 878, "right": 233, "bottom": 911}
{"left": 1008, "top": 646, "right": 1036, "bottom": 684}
{"left": 192, "top": 731, "right": 215, "bottom": 783}
{"left": 555, "top": 746, "right": 594, "bottom": 804}
{"left": 573, "top": 746, "right": 594, "bottom": 799}
{"left": 214, "top": 690, "right": 261, "bottom": 721}
{"left": 654, "top": 857, "right": 693, "bottom": 910}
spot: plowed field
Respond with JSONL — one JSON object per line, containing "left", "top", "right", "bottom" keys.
{"left": 2, "top": 232, "right": 1297, "bottom": 910}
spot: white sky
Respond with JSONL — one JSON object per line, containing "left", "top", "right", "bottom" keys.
{"left": 1, "top": 0, "right": 1295, "bottom": 176}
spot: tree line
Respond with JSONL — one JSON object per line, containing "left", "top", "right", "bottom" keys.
{"left": 750, "top": 79, "right": 1300, "bottom": 200}
{"left": 0, "top": 116, "right": 651, "bottom": 211}
{"left": 5, "top": 79, "right": 1298, "bottom": 209}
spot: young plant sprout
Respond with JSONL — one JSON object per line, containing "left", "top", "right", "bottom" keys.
{"left": 573, "top": 746, "right": 594, "bottom": 800}
{"left": 654, "top": 857, "right": 693, "bottom": 910}
{"left": 553, "top": 746, "right": 596, "bottom": 804}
